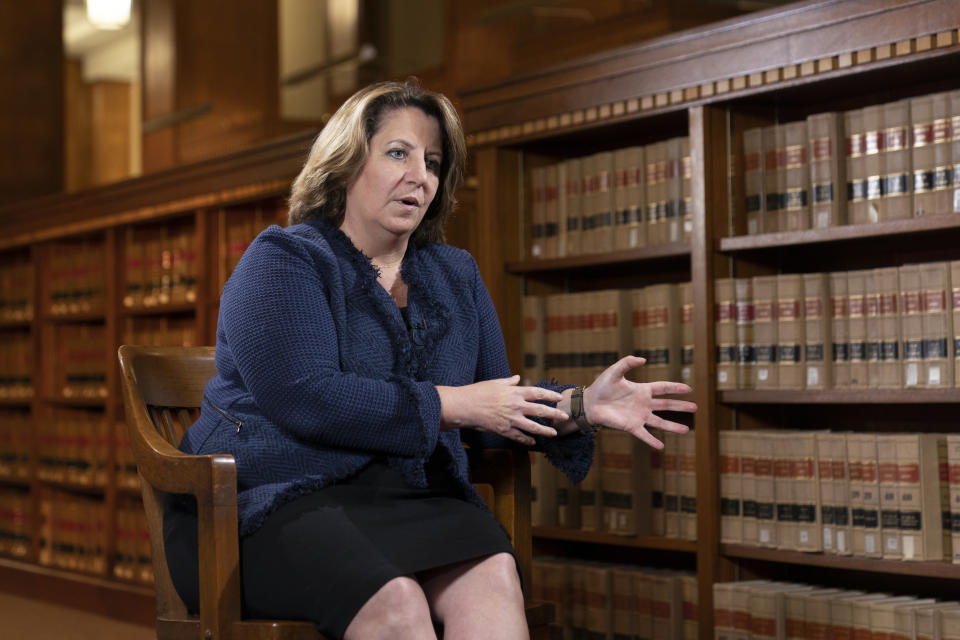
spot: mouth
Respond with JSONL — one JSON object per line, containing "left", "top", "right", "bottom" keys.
{"left": 398, "top": 196, "right": 421, "bottom": 208}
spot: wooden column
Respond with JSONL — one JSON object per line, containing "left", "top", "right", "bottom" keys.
{"left": 0, "top": 1, "right": 63, "bottom": 206}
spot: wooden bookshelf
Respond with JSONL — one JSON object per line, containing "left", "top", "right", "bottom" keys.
{"left": 460, "top": 2, "right": 960, "bottom": 638}
{"left": 534, "top": 526, "right": 698, "bottom": 553}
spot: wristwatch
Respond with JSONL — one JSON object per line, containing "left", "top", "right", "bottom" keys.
{"left": 571, "top": 385, "right": 600, "bottom": 434}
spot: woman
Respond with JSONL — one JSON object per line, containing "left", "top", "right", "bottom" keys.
{"left": 165, "top": 80, "right": 696, "bottom": 640}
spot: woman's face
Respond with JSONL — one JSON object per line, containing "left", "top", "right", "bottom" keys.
{"left": 343, "top": 106, "right": 442, "bottom": 245}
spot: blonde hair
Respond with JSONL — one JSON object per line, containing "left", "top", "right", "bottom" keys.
{"left": 288, "top": 80, "right": 466, "bottom": 246}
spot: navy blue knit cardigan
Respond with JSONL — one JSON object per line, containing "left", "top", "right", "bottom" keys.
{"left": 179, "top": 218, "right": 594, "bottom": 537}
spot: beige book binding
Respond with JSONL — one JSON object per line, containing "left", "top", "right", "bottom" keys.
{"left": 831, "top": 271, "right": 851, "bottom": 388}
{"left": 845, "top": 108, "right": 868, "bottom": 225}
{"left": 752, "top": 275, "right": 779, "bottom": 389}
{"left": 807, "top": 111, "right": 846, "bottom": 228}
{"left": 777, "top": 273, "right": 806, "bottom": 389}
{"left": 781, "top": 120, "right": 811, "bottom": 231}
{"left": 862, "top": 104, "right": 884, "bottom": 224}
{"left": 921, "top": 261, "right": 954, "bottom": 387}
{"left": 562, "top": 157, "right": 583, "bottom": 257}
{"left": 847, "top": 269, "right": 869, "bottom": 388}
{"left": 881, "top": 99, "right": 912, "bottom": 221}
{"left": 744, "top": 126, "right": 765, "bottom": 234}
{"left": 803, "top": 273, "right": 832, "bottom": 389}
{"left": 719, "top": 430, "right": 744, "bottom": 544}
{"left": 714, "top": 278, "right": 738, "bottom": 390}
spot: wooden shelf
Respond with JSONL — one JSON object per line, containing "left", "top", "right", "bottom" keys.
{"left": 506, "top": 242, "right": 690, "bottom": 274}
{"left": 719, "top": 389, "right": 960, "bottom": 405}
{"left": 722, "top": 544, "right": 960, "bottom": 580}
{"left": 0, "top": 476, "right": 30, "bottom": 489}
{"left": 42, "top": 311, "right": 105, "bottom": 324}
{"left": 0, "top": 397, "right": 33, "bottom": 407}
{"left": 534, "top": 526, "right": 698, "bottom": 552}
{"left": 0, "top": 556, "right": 154, "bottom": 627}
{"left": 120, "top": 302, "right": 196, "bottom": 317}
{"left": 36, "top": 479, "right": 106, "bottom": 496}
{"left": 40, "top": 396, "right": 108, "bottom": 408}
{"left": 0, "top": 319, "right": 32, "bottom": 329}
{"left": 719, "top": 215, "right": 960, "bottom": 254}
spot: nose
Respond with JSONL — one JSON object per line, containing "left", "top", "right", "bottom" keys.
{"left": 406, "top": 154, "right": 430, "bottom": 185}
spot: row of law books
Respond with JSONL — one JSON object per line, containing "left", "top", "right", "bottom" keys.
{"left": 114, "top": 497, "right": 153, "bottom": 585}
{"left": 533, "top": 557, "right": 697, "bottom": 640}
{"left": 123, "top": 226, "right": 198, "bottom": 309}
{"left": 35, "top": 408, "right": 112, "bottom": 488}
{"left": 0, "top": 488, "right": 30, "bottom": 559}
{"left": 522, "top": 283, "right": 694, "bottom": 390}
{"left": 532, "top": 430, "right": 697, "bottom": 541}
{"left": 713, "top": 580, "right": 960, "bottom": 640}
{"left": 46, "top": 239, "right": 106, "bottom": 316}
{"left": 56, "top": 323, "right": 107, "bottom": 400}
{"left": 743, "top": 88, "right": 960, "bottom": 235}
{"left": 123, "top": 316, "right": 198, "bottom": 349}
{"left": 0, "top": 409, "right": 30, "bottom": 481}
{"left": 528, "top": 136, "right": 692, "bottom": 260}
{"left": 37, "top": 489, "right": 107, "bottom": 576}
{"left": 715, "top": 261, "right": 960, "bottom": 391}
{"left": 0, "top": 258, "right": 33, "bottom": 322}
{"left": 719, "top": 429, "right": 960, "bottom": 563}
{"left": 0, "top": 332, "right": 32, "bottom": 400}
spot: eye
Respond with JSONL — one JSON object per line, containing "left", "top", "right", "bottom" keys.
{"left": 388, "top": 148, "right": 406, "bottom": 160}
{"left": 426, "top": 158, "right": 442, "bottom": 174}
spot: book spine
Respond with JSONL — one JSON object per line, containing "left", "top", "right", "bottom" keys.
{"left": 948, "top": 434, "right": 960, "bottom": 563}
{"left": 877, "top": 434, "right": 903, "bottom": 559}
{"left": 777, "top": 273, "right": 806, "bottom": 389}
{"left": 847, "top": 270, "right": 869, "bottom": 388}
{"left": 666, "top": 137, "right": 684, "bottom": 243}
{"left": 720, "top": 430, "right": 744, "bottom": 544}
{"left": 862, "top": 104, "right": 884, "bottom": 224}
{"left": 680, "top": 282, "right": 695, "bottom": 386}
{"left": 901, "top": 264, "right": 924, "bottom": 387}
{"left": 831, "top": 271, "right": 851, "bottom": 388}
{"left": 803, "top": 273, "right": 832, "bottom": 389}
{"left": 881, "top": 99, "right": 912, "bottom": 221}
{"left": 796, "top": 432, "right": 822, "bottom": 552}
{"left": 782, "top": 120, "right": 811, "bottom": 231}
{"left": 715, "top": 278, "right": 738, "bottom": 390}
{"left": 744, "top": 127, "right": 765, "bottom": 234}
{"left": 753, "top": 276, "right": 779, "bottom": 389}
{"left": 763, "top": 125, "right": 781, "bottom": 233}
{"left": 808, "top": 112, "right": 847, "bottom": 228}
{"left": 921, "top": 262, "right": 953, "bottom": 387}
{"left": 735, "top": 278, "right": 755, "bottom": 390}
{"left": 564, "top": 158, "right": 583, "bottom": 256}
{"left": 912, "top": 94, "right": 937, "bottom": 217}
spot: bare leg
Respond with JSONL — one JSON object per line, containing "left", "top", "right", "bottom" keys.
{"left": 419, "top": 552, "right": 528, "bottom": 640}
{"left": 343, "top": 576, "right": 438, "bottom": 640}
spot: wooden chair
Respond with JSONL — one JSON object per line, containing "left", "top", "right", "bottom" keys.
{"left": 118, "top": 345, "right": 553, "bottom": 640}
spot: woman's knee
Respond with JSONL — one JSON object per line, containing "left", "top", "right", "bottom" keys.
{"left": 478, "top": 552, "right": 523, "bottom": 593}
{"left": 345, "top": 576, "right": 433, "bottom": 639}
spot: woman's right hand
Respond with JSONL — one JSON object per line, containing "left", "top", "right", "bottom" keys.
{"left": 436, "top": 375, "right": 568, "bottom": 446}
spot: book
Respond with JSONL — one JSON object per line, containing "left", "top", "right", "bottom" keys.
{"left": 896, "top": 433, "right": 950, "bottom": 561}
{"left": 600, "top": 429, "right": 652, "bottom": 536}
{"left": 871, "top": 267, "right": 902, "bottom": 389}
{"left": 715, "top": 278, "right": 738, "bottom": 390}
{"left": 755, "top": 431, "right": 777, "bottom": 548}
{"left": 831, "top": 271, "right": 851, "bottom": 388}
{"left": 781, "top": 120, "right": 810, "bottom": 231}
{"left": 744, "top": 127, "right": 765, "bottom": 234}
{"left": 856, "top": 433, "right": 883, "bottom": 558}
{"left": 900, "top": 263, "right": 925, "bottom": 388}
{"left": 881, "top": 99, "right": 912, "bottom": 221}
{"left": 921, "top": 262, "right": 954, "bottom": 388}
{"left": 521, "top": 295, "right": 546, "bottom": 386}
{"left": 542, "top": 163, "right": 560, "bottom": 258}
{"left": 862, "top": 104, "right": 884, "bottom": 224}
{"left": 752, "top": 275, "right": 779, "bottom": 389}
{"left": 681, "top": 137, "right": 693, "bottom": 242}
{"left": 720, "top": 430, "right": 744, "bottom": 544}
{"left": 773, "top": 432, "right": 798, "bottom": 550}
{"left": 679, "top": 282, "right": 695, "bottom": 386}
{"left": 614, "top": 146, "right": 646, "bottom": 250}
{"left": 845, "top": 109, "right": 868, "bottom": 225}
{"left": 816, "top": 432, "right": 852, "bottom": 555}
{"left": 562, "top": 157, "right": 583, "bottom": 257}
{"left": 651, "top": 447, "right": 666, "bottom": 536}
{"left": 644, "top": 283, "right": 681, "bottom": 384}
{"left": 678, "top": 428, "right": 698, "bottom": 541}
{"left": 794, "top": 431, "right": 822, "bottom": 552}
{"left": 664, "top": 431, "right": 681, "bottom": 539}
{"left": 912, "top": 93, "right": 938, "bottom": 217}
{"left": 803, "top": 273, "right": 832, "bottom": 389}
{"left": 947, "top": 434, "right": 960, "bottom": 563}
{"left": 529, "top": 165, "right": 546, "bottom": 258}
{"left": 846, "top": 269, "right": 869, "bottom": 389}
{"left": 612, "top": 566, "right": 637, "bottom": 639}
{"left": 592, "top": 151, "right": 615, "bottom": 254}
{"left": 579, "top": 441, "right": 602, "bottom": 532}
{"left": 735, "top": 278, "right": 755, "bottom": 390}
{"left": 740, "top": 433, "right": 758, "bottom": 547}
{"left": 666, "top": 137, "right": 684, "bottom": 243}
{"left": 807, "top": 111, "right": 847, "bottom": 228}
{"left": 777, "top": 273, "right": 805, "bottom": 389}
{"left": 876, "top": 434, "right": 903, "bottom": 559}
{"left": 762, "top": 125, "right": 782, "bottom": 233}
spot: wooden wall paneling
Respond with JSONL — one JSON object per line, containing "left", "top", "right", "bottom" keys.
{"left": 473, "top": 146, "right": 524, "bottom": 371}
{"left": 689, "top": 104, "right": 736, "bottom": 639}
{"left": 90, "top": 83, "right": 133, "bottom": 187}
{"left": 141, "top": 0, "right": 177, "bottom": 173}
{"left": 102, "top": 228, "right": 120, "bottom": 581}
{"left": 196, "top": 209, "right": 212, "bottom": 347}
{"left": 64, "top": 58, "right": 93, "bottom": 192}
{"left": 0, "top": 0, "right": 63, "bottom": 206}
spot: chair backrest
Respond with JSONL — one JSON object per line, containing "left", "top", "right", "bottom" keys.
{"left": 117, "top": 345, "right": 222, "bottom": 624}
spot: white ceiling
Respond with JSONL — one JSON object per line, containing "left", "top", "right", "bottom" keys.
{"left": 63, "top": 0, "right": 139, "bottom": 82}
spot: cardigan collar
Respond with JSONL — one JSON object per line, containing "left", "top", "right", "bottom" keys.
{"left": 309, "top": 218, "right": 452, "bottom": 380}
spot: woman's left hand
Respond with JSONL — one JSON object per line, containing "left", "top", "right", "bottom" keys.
{"left": 581, "top": 355, "right": 696, "bottom": 449}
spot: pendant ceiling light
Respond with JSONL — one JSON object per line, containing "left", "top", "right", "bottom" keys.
{"left": 86, "top": 0, "right": 132, "bottom": 30}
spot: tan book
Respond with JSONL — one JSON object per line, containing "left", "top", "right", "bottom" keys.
{"left": 845, "top": 108, "right": 869, "bottom": 225}
{"left": 755, "top": 431, "right": 778, "bottom": 548}
{"left": 644, "top": 283, "right": 681, "bottom": 383}
{"left": 741, "top": 433, "right": 758, "bottom": 546}
{"left": 927, "top": 91, "right": 953, "bottom": 217}
{"left": 747, "top": 583, "right": 783, "bottom": 640}
{"left": 646, "top": 141, "right": 664, "bottom": 246}
{"left": 952, "top": 261, "right": 960, "bottom": 387}
{"left": 556, "top": 464, "right": 582, "bottom": 529}
{"left": 782, "top": 120, "right": 811, "bottom": 231}
{"left": 521, "top": 295, "right": 546, "bottom": 386}
{"left": 730, "top": 580, "right": 776, "bottom": 640}
{"left": 898, "top": 433, "right": 950, "bottom": 561}
{"left": 681, "top": 137, "right": 693, "bottom": 242}
{"left": 614, "top": 146, "right": 646, "bottom": 250}
{"left": 806, "top": 589, "right": 856, "bottom": 640}
{"left": 938, "top": 605, "right": 960, "bottom": 640}
{"left": 762, "top": 125, "right": 782, "bottom": 233}
{"left": 952, "top": 89, "right": 960, "bottom": 214}
{"left": 679, "top": 282, "right": 695, "bottom": 386}
{"left": 582, "top": 563, "right": 613, "bottom": 638}
{"left": 594, "top": 152, "right": 616, "bottom": 254}
{"left": 544, "top": 294, "right": 567, "bottom": 385}
{"left": 948, "top": 434, "right": 960, "bottom": 563}
{"left": 868, "top": 597, "right": 924, "bottom": 640}
{"left": 611, "top": 566, "right": 637, "bottom": 639}
{"left": 912, "top": 93, "right": 938, "bottom": 217}
{"left": 803, "top": 273, "right": 832, "bottom": 389}
{"left": 735, "top": 278, "right": 756, "bottom": 390}
{"left": 837, "top": 594, "right": 898, "bottom": 640}
{"left": 795, "top": 431, "right": 823, "bottom": 552}
{"left": 720, "top": 430, "right": 744, "bottom": 544}
{"left": 882, "top": 99, "right": 912, "bottom": 221}
{"left": 591, "top": 289, "right": 632, "bottom": 383}
{"left": 753, "top": 275, "right": 779, "bottom": 389}
{"left": 872, "top": 267, "right": 902, "bottom": 389}
{"left": 649, "top": 570, "right": 683, "bottom": 640}
{"left": 862, "top": 104, "right": 884, "bottom": 224}
{"left": 714, "top": 581, "right": 736, "bottom": 640}
{"left": 893, "top": 598, "right": 940, "bottom": 640}
{"left": 579, "top": 154, "right": 596, "bottom": 255}
{"left": 530, "top": 452, "right": 557, "bottom": 529}
{"left": 808, "top": 112, "right": 847, "bottom": 228}
{"left": 631, "top": 286, "right": 648, "bottom": 383}
{"left": 847, "top": 269, "right": 869, "bottom": 389}
{"left": 664, "top": 430, "right": 681, "bottom": 539}
{"left": 666, "top": 137, "right": 685, "bottom": 243}
{"left": 821, "top": 432, "right": 853, "bottom": 555}
{"left": 562, "top": 157, "right": 583, "bottom": 257}
{"left": 786, "top": 588, "right": 812, "bottom": 640}
{"left": 831, "top": 271, "right": 851, "bottom": 388}
{"left": 528, "top": 167, "right": 548, "bottom": 257}
{"left": 921, "top": 261, "right": 954, "bottom": 388}
{"left": 900, "top": 263, "right": 925, "bottom": 388}
{"left": 678, "top": 428, "right": 698, "bottom": 541}
{"left": 772, "top": 432, "right": 797, "bottom": 550}
{"left": 634, "top": 569, "right": 655, "bottom": 640}
{"left": 857, "top": 433, "right": 884, "bottom": 558}
{"left": 681, "top": 573, "right": 698, "bottom": 640}
{"left": 777, "top": 273, "right": 806, "bottom": 389}
{"left": 600, "top": 429, "right": 652, "bottom": 536}
{"left": 876, "top": 434, "right": 903, "bottom": 559}
{"left": 744, "top": 127, "right": 766, "bottom": 234}
{"left": 915, "top": 602, "right": 960, "bottom": 640}
{"left": 542, "top": 163, "right": 560, "bottom": 258}
{"left": 715, "top": 278, "right": 738, "bottom": 390}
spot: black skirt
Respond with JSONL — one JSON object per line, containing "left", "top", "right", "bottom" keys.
{"left": 163, "top": 458, "right": 516, "bottom": 639}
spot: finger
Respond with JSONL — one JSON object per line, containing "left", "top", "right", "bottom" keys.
{"left": 499, "top": 374, "right": 521, "bottom": 386}
{"left": 630, "top": 426, "right": 664, "bottom": 450}
{"left": 648, "top": 381, "right": 692, "bottom": 396}
{"left": 650, "top": 398, "right": 698, "bottom": 414}
{"left": 524, "top": 402, "right": 568, "bottom": 424}
{"left": 517, "top": 417, "right": 558, "bottom": 438}
{"left": 522, "top": 386, "right": 563, "bottom": 403}
{"left": 506, "top": 428, "right": 537, "bottom": 447}
{"left": 644, "top": 414, "right": 691, "bottom": 434}
{"left": 608, "top": 355, "right": 646, "bottom": 380}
